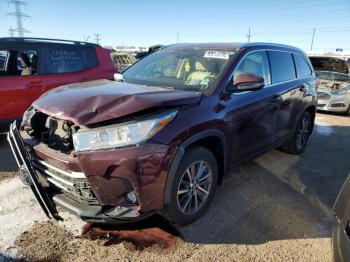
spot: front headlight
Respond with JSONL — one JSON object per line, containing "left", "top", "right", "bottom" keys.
{"left": 73, "top": 110, "right": 177, "bottom": 152}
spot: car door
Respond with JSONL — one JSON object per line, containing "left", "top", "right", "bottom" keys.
{"left": 266, "top": 50, "right": 302, "bottom": 142}
{"left": 223, "top": 50, "right": 280, "bottom": 162}
{"left": 0, "top": 47, "right": 45, "bottom": 121}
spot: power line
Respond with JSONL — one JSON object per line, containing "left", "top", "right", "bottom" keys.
{"left": 7, "top": 0, "right": 31, "bottom": 37}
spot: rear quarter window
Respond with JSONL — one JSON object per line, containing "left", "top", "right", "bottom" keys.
{"left": 293, "top": 54, "right": 312, "bottom": 78}
{"left": 45, "top": 46, "right": 97, "bottom": 74}
{"left": 268, "top": 51, "right": 296, "bottom": 84}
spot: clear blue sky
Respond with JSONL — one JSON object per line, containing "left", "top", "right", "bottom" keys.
{"left": 0, "top": 0, "right": 349, "bottom": 51}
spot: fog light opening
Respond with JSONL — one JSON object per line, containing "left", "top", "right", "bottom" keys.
{"left": 126, "top": 191, "right": 137, "bottom": 204}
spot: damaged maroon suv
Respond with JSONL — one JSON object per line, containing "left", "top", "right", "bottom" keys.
{"left": 8, "top": 43, "right": 317, "bottom": 225}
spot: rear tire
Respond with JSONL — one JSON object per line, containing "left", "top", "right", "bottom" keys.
{"left": 162, "top": 146, "right": 218, "bottom": 226}
{"left": 281, "top": 111, "right": 312, "bottom": 155}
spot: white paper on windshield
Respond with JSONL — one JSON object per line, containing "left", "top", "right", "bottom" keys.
{"left": 204, "top": 50, "right": 229, "bottom": 60}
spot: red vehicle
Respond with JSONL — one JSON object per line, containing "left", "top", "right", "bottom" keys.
{"left": 0, "top": 37, "right": 116, "bottom": 132}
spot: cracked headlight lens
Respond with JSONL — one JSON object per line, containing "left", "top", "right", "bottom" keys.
{"left": 73, "top": 110, "right": 177, "bottom": 152}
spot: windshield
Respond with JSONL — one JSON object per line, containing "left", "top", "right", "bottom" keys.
{"left": 122, "top": 48, "right": 236, "bottom": 91}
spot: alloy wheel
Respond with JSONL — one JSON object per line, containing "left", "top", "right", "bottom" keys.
{"left": 176, "top": 160, "right": 213, "bottom": 215}
{"left": 296, "top": 116, "right": 310, "bottom": 150}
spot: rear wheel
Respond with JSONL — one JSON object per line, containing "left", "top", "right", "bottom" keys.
{"left": 162, "top": 146, "right": 218, "bottom": 225}
{"left": 282, "top": 111, "right": 312, "bottom": 154}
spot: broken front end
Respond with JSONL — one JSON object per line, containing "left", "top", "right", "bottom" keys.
{"left": 8, "top": 108, "right": 177, "bottom": 223}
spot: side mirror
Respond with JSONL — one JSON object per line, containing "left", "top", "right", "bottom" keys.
{"left": 230, "top": 74, "right": 265, "bottom": 92}
{"left": 114, "top": 73, "right": 124, "bottom": 82}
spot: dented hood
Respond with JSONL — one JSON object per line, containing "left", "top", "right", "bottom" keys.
{"left": 33, "top": 79, "right": 202, "bottom": 125}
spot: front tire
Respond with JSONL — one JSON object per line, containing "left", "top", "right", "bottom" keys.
{"left": 163, "top": 146, "right": 218, "bottom": 226}
{"left": 282, "top": 111, "right": 312, "bottom": 155}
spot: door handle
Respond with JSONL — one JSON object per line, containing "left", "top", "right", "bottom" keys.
{"left": 270, "top": 94, "right": 283, "bottom": 103}
{"left": 27, "top": 80, "right": 44, "bottom": 88}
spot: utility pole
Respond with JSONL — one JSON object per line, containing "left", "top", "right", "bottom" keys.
{"left": 310, "top": 29, "right": 316, "bottom": 51}
{"left": 176, "top": 32, "right": 180, "bottom": 43}
{"left": 94, "top": 33, "right": 101, "bottom": 45}
{"left": 7, "top": 0, "right": 31, "bottom": 37}
{"left": 246, "top": 27, "right": 251, "bottom": 43}
{"left": 8, "top": 27, "right": 15, "bottom": 37}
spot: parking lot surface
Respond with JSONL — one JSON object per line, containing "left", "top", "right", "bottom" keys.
{"left": 1, "top": 112, "right": 349, "bottom": 261}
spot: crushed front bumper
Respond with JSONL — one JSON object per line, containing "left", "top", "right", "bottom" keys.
{"left": 7, "top": 123, "right": 155, "bottom": 223}
{"left": 7, "top": 122, "right": 62, "bottom": 220}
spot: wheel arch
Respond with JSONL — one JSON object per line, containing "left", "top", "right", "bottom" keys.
{"left": 163, "top": 129, "right": 227, "bottom": 205}
{"left": 305, "top": 105, "right": 316, "bottom": 132}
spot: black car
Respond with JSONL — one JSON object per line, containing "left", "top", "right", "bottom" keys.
{"left": 135, "top": 44, "right": 163, "bottom": 60}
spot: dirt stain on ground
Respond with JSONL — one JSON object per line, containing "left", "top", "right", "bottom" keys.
{"left": 14, "top": 217, "right": 184, "bottom": 262}
{"left": 82, "top": 215, "right": 180, "bottom": 250}
{"left": 0, "top": 172, "right": 17, "bottom": 182}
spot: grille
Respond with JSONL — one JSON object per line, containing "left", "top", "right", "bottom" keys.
{"left": 317, "top": 92, "right": 331, "bottom": 100}
{"left": 32, "top": 158, "right": 98, "bottom": 204}
{"left": 317, "top": 104, "right": 326, "bottom": 108}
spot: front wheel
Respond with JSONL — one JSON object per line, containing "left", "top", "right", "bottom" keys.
{"left": 282, "top": 111, "right": 312, "bottom": 155}
{"left": 162, "top": 146, "right": 218, "bottom": 225}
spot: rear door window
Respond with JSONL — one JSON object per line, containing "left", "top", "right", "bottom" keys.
{"left": 268, "top": 51, "right": 296, "bottom": 83}
{"left": 45, "top": 46, "right": 97, "bottom": 74}
{"left": 293, "top": 54, "right": 312, "bottom": 78}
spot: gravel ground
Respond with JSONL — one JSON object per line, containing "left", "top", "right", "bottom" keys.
{"left": 1, "top": 112, "right": 349, "bottom": 261}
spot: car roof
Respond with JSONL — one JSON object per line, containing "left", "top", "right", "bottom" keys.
{"left": 0, "top": 37, "right": 99, "bottom": 48}
{"left": 163, "top": 42, "right": 305, "bottom": 54}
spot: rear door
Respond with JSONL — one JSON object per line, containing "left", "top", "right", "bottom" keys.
{"left": 267, "top": 50, "right": 303, "bottom": 142}
{"left": 41, "top": 45, "right": 99, "bottom": 91}
{"left": 0, "top": 46, "right": 45, "bottom": 121}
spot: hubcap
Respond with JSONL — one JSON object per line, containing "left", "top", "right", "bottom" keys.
{"left": 296, "top": 116, "right": 310, "bottom": 150}
{"left": 177, "top": 160, "right": 213, "bottom": 214}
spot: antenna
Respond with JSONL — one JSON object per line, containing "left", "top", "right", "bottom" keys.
{"left": 7, "top": 0, "right": 31, "bottom": 37}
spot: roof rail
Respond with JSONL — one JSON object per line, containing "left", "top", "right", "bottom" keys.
{"left": 0, "top": 37, "right": 98, "bottom": 46}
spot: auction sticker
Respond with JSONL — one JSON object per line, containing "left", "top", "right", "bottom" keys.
{"left": 204, "top": 50, "right": 229, "bottom": 60}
